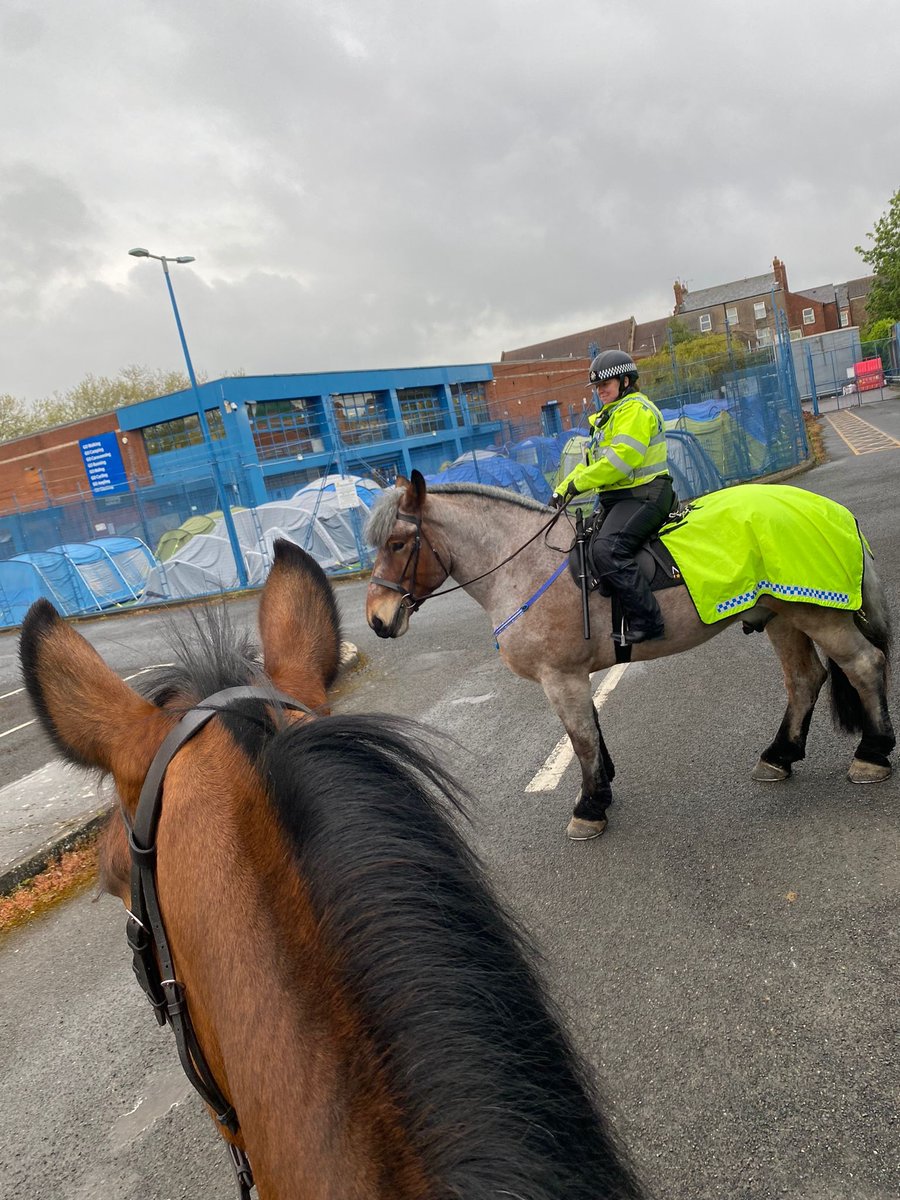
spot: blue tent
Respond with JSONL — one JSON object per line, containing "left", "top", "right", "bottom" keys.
{"left": 0, "top": 560, "right": 63, "bottom": 628}
{"left": 48, "top": 543, "right": 138, "bottom": 606}
{"left": 9, "top": 551, "right": 101, "bottom": 616}
{"left": 426, "top": 455, "right": 551, "bottom": 502}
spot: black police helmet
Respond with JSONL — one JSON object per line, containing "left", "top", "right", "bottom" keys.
{"left": 589, "top": 349, "right": 638, "bottom": 384}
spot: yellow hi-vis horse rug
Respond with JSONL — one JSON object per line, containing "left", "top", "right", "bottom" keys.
{"left": 659, "top": 483, "right": 865, "bottom": 625}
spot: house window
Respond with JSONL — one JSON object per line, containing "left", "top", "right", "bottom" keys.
{"left": 143, "top": 408, "right": 226, "bottom": 456}
{"left": 757, "top": 327, "right": 773, "bottom": 347}
{"left": 802, "top": 307, "right": 815, "bottom": 325}
{"left": 753, "top": 301, "right": 767, "bottom": 321}
{"left": 397, "top": 386, "right": 445, "bottom": 436}
{"left": 450, "top": 382, "right": 489, "bottom": 425}
{"left": 699, "top": 313, "right": 712, "bottom": 333}
{"left": 251, "top": 397, "right": 326, "bottom": 462}
{"left": 840, "top": 309, "right": 850, "bottom": 327}
{"left": 790, "top": 328, "right": 803, "bottom": 341}
{"left": 725, "top": 307, "right": 738, "bottom": 326}
{"left": 333, "top": 391, "right": 391, "bottom": 445}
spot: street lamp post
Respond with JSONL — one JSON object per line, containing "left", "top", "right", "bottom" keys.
{"left": 129, "top": 248, "right": 248, "bottom": 588}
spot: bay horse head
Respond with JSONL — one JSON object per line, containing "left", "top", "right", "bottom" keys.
{"left": 19, "top": 539, "right": 644, "bottom": 1199}
{"left": 366, "top": 470, "right": 450, "bottom": 638}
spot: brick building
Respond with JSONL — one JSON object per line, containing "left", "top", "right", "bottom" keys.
{"left": 673, "top": 257, "right": 873, "bottom": 345}
{"left": 500, "top": 258, "right": 874, "bottom": 365}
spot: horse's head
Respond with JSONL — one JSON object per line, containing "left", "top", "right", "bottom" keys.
{"left": 20, "top": 538, "right": 342, "bottom": 904}
{"left": 366, "top": 470, "right": 449, "bottom": 638}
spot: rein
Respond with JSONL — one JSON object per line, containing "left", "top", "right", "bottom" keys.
{"left": 124, "top": 684, "right": 314, "bottom": 1200}
{"left": 371, "top": 506, "right": 569, "bottom": 631}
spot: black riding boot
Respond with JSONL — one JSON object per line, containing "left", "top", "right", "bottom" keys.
{"left": 591, "top": 482, "right": 672, "bottom": 643}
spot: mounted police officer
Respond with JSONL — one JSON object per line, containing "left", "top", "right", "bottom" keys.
{"left": 551, "top": 349, "right": 674, "bottom": 644}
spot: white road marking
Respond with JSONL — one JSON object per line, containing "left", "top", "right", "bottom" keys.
{"left": 525, "top": 663, "right": 629, "bottom": 792}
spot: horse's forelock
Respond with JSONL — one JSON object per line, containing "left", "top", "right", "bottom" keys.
{"left": 365, "top": 489, "right": 403, "bottom": 548}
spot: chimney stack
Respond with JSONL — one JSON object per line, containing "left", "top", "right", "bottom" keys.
{"left": 772, "top": 256, "right": 788, "bottom": 293}
{"left": 673, "top": 279, "right": 687, "bottom": 312}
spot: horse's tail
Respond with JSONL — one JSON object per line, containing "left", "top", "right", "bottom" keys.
{"left": 829, "top": 548, "right": 892, "bottom": 734}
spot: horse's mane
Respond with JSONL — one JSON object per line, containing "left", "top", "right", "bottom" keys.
{"left": 139, "top": 607, "right": 641, "bottom": 1198}
{"left": 265, "top": 715, "right": 642, "bottom": 1199}
{"left": 366, "top": 483, "right": 549, "bottom": 547}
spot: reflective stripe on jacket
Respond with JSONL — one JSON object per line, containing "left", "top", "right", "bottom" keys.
{"left": 557, "top": 390, "right": 668, "bottom": 495}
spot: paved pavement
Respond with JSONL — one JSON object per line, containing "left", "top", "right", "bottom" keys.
{"left": 0, "top": 638, "right": 359, "bottom": 895}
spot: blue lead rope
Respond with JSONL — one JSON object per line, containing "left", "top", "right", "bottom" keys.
{"left": 493, "top": 560, "right": 569, "bottom": 649}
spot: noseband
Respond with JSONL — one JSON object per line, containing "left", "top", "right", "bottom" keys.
{"left": 124, "top": 684, "right": 313, "bottom": 1200}
{"left": 370, "top": 511, "right": 451, "bottom": 626}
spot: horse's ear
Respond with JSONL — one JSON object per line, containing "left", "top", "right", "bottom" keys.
{"left": 258, "top": 539, "right": 341, "bottom": 706}
{"left": 410, "top": 469, "right": 427, "bottom": 508}
{"left": 19, "top": 600, "right": 172, "bottom": 810}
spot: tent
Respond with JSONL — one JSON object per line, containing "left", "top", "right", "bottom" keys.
{"left": 426, "top": 455, "right": 551, "bottom": 502}
{"left": 89, "top": 536, "right": 156, "bottom": 594}
{"left": 48, "top": 542, "right": 140, "bottom": 607}
{"left": 292, "top": 474, "right": 383, "bottom": 510}
{"left": 9, "top": 550, "right": 101, "bottom": 616}
{"left": 0, "top": 557, "right": 77, "bottom": 628}
{"left": 144, "top": 487, "right": 378, "bottom": 600}
{"left": 154, "top": 510, "right": 246, "bottom": 562}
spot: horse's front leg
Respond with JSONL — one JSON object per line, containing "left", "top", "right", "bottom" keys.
{"left": 540, "top": 670, "right": 614, "bottom": 841}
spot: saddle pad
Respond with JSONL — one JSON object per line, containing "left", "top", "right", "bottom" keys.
{"left": 659, "top": 483, "right": 865, "bottom": 625}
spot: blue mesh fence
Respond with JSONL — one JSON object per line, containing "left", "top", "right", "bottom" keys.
{"left": 0, "top": 342, "right": 814, "bottom": 626}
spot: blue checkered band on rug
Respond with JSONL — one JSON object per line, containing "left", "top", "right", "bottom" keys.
{"left": 716, "top": 580, "right": 851, "bottom": 614}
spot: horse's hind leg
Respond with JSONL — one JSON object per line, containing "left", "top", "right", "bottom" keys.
{"left": 753, "top": 617, "right": 827, "bottom": 781}
{"left": 815, "top": 613, "right": 895, "bottom": 783}
{"left": 540, "top": 670, "right": 614, "bottom": 841}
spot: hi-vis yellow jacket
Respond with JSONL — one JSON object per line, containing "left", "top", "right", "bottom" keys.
{"left": 555, "top": 390, "right": 668, "bottom": 497}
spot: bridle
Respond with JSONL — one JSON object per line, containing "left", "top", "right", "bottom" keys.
{"left": 370, "top": 505, "right": 569, "bottom": 633}
{"left": 370, "top": 511, "right": 452, "bottom": 627}
{"left": 124, "top": 684, "right": 314, "bottom": 1200}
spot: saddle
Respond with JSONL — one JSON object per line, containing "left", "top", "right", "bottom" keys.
{"left": 566, "top": 508, "right": 684, "bottom": 599}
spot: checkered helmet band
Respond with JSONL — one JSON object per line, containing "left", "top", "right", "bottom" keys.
{"left": 589, "top": 355, "right": 637, "bottom": 383}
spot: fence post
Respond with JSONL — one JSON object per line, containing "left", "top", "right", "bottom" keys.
{"left": 804, "top": 343, "right": 819, "bottom": 416}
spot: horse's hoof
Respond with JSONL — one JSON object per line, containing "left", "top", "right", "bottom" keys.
{"left": 848, "top": 758, "right": 892, "bottom": 784}
{"left": 566, "top": 816, "right": 607, "bottom": 841}
{"left": 751, "top": 758, "right": 791, "bottom": 782}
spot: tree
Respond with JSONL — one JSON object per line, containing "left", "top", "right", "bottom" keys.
{"left": 0, "top": 365, "right": 223, "bottom": 443}
{"left": 0, "top": 393, "right": 34, "bottom": 442}
{"left": 855, "top": 187, "right": 900, "bottom": 325}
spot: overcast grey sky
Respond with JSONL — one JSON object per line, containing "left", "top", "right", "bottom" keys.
{"left": 2, "top": 0, "right": 898, "bottom": 402}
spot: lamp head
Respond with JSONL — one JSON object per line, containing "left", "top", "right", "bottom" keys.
{"left": 128, "top": 247, "right": 150, "bottom": 257}
{"left": 174, "top": 256, "right": 195, "bottom": 264}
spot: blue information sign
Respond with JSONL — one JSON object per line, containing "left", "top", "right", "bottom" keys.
{"left": 78, "top": 432, "right": 130, "bottom": 497}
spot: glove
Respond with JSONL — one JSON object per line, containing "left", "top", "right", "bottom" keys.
{"left": 550, "top": 482, "right": 577, "bottom": 509}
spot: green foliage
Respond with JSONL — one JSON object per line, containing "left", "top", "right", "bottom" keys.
{"left": 861, "top": 316, "right": 897, "bottom": 342}
{"left": 637, "top": 332, "right": 747, "bottom": 402}
{"left": 667, "top": 320, "right": 697, "bottom": 345}
{"left": 0, "top": 393, "right": 32, "bottom": 443}
{"left": 855, "top": 188, "right": 900, "bottom": 325}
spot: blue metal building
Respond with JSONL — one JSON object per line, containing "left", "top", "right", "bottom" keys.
{"left": 117, "top": 364, "right": 499, "bottom": 506}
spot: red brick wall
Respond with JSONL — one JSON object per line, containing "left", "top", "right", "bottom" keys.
{"left": 489, "top": 359, "right": 593, "bottom": 430}
{"left": 0, "top": 414, "right": 150, "bottom": 514}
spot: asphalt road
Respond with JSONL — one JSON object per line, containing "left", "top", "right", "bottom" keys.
{"left": 1, "top": 403, "right": 899, "bottom": 1199}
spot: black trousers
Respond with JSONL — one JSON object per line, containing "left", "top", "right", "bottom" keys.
{"left": 590, "top": 476, "right": 675, "bottom": 631}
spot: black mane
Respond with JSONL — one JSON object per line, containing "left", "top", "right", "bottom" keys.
{"left": 265, "top": 713, "right": 644, "bottom": 1199}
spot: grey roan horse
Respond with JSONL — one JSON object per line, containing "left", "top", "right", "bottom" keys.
{"left": 366, "top": 472, "right": 894, "bottom": 841}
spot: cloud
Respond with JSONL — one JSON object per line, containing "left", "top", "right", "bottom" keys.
{"left": 1, "top": 0, "right": 898, "bottom": 401}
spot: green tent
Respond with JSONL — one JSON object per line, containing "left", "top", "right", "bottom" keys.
{"left": 154, "top": 511, "right": 246, "bottom": 562}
